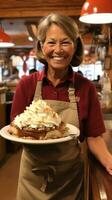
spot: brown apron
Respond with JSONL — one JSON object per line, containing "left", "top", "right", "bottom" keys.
{"left": 16, "top": 81, "right": 84, "bottom": 200}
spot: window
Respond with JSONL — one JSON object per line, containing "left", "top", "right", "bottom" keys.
{"left": 73, "top": 61, "right": 103, "bottom": 81}
{"left": 10, "top": 55, "right": 44, "bottom": 78}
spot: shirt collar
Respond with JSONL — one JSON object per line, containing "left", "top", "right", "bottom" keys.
{"left": 41, "top": 65, "right": 74, "bottom": 84}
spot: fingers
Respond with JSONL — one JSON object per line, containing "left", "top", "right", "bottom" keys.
{"left": 106, "top": 166, "right": 112, "bottom": 175}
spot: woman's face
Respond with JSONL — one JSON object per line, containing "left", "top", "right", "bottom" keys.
{"left": 42, "top": 24, "right": 75, "bottom": 70}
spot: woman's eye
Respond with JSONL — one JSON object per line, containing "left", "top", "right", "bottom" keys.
{"left": 47, "top": 41, "right": 55, "bottom": 45}
{"left": 61, "top": 41, "right": 72, "bottom": 46}
{"left": 45, "top": 40, "right": 72, "bottom": 46}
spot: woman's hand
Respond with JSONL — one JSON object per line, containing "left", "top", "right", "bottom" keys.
{"left": 105, "top": 159, "right": 112, "bottom": 175}
{"left": 87, "top": 135, "right": 112, "bottom": 175}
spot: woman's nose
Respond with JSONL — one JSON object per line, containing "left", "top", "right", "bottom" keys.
{"left": 54, "top": 43, "right": 63, "bottom": 53}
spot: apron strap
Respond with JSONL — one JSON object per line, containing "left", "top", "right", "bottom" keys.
{"left": 34, "top": 81, "right": 42, "bottom": 100}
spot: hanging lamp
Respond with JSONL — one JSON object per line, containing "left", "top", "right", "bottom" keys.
{"left": 79, "top": 0, "right": 112, "bottom": 24}
{"left": 0, "top": 27, "right": 15, "bottom": 48}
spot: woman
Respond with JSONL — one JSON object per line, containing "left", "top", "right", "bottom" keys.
{"left": 11, "top": 13, "right": 112, "bottom": 200}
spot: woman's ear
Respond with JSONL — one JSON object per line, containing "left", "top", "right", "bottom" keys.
{"left": 70, "top": 37, "right": 84, "bottom": 67}
{"left": 37, "top": 40, "right": 44, "bottom": 55}
{"left": 41, "top": 45, "right": 45, "bottom": 56}
{"left": 37, "top": 40, "right": 42, "bottom": 51}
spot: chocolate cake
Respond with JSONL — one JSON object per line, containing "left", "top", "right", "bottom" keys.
{"left": 8, "top": 100, "right": 69, "bottom": 140}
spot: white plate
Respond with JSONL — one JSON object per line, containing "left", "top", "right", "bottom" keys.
{"left": 0, "top": 124, "right": 79, "bottom": 144}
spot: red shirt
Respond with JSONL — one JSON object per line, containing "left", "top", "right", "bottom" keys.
{"left": 11, "top": 67, "right": 105, "bottom": 142}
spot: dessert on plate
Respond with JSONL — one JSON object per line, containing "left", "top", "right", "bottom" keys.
{"left": 8, "top": 99, "right": 69, "bottom": 140}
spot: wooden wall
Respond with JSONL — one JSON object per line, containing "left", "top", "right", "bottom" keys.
{"left": 0, "top": 0, "right": 85, "bottom": 18}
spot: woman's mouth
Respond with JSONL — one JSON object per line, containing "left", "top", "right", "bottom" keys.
{"left": 52, "top": 56, "right": 65, "bottom": 61}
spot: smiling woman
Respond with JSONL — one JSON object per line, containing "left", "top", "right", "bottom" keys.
{"left": 9, "top": 13, "right": 112, "bottom": 200}
{"left": 37, "top": 13, "right": 84, "bottom": 67}
{"left": 41, "top": 24, "right": 75, "bottom": 74}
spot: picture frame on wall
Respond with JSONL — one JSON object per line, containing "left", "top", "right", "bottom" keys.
{"left": 104, "top": 55, "right": 112, "bottom": 70}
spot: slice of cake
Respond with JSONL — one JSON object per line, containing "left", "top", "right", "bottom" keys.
{"left": 8, "top": 99, "right": 69, "bottom": 140}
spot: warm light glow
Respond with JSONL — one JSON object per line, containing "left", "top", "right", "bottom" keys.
{"left": 0, "top": 28, "right": 15, "bottom": 48}
{"left": 80, "top": 13, "right": 112, "bottom": 24}
{"left": 79, "top": 0, "right": 112, "bottom": 24}
{"left": 0, "top": 42, "right": 14, "bottom": 47}
{"left": 84, "top": 49, "right": 89, "bottom": 55}
{"left": 28, "top": 36, "right": 33, "bottom": 41}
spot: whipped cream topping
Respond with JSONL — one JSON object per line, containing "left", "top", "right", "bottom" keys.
{"left": 13, "top": 100, "right": 62, "bottom": 129}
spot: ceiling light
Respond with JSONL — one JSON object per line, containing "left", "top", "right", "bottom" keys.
{"left": 28, "top": 36, "right": 33, "bottom": 41}
{"left": 79, "top": 0, "right": 112, "bottom": 24}
{"left": 0, "top": 28, "right": 15, "bottom": 48}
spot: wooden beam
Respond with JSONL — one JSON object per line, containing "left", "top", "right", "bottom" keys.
{"left": 0, "top": 0, "right": 84, "bottom": 18}
{"left": 0, "top": 8, "right": 81, "bottom": 19}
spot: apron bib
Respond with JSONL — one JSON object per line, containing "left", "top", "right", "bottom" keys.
{"left": 16, "top": 81, "right": 84, "bottom": 200}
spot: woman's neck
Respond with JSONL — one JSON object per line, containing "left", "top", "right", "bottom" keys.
{"left": 47, "top": 67, "right": 68, "bottom": 86}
